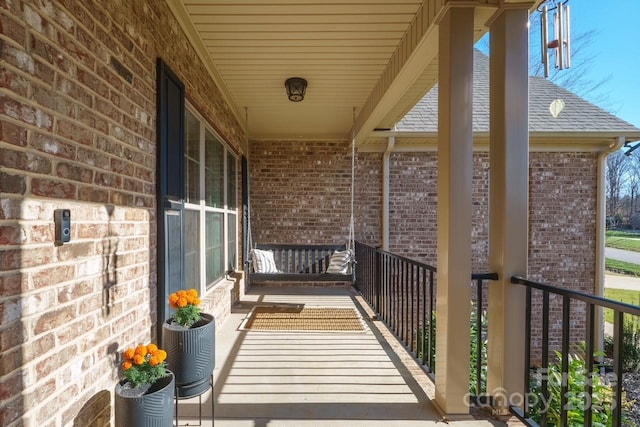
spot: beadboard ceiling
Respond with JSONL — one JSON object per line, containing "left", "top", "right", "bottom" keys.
{"left": 169, "top": 1, "right": 532, "bottom": 142}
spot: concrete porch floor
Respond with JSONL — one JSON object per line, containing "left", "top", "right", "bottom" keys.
{"left": 174, "top": 286, "right": 507, "bottom": 426}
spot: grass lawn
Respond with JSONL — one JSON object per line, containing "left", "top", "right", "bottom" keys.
{"left": 607, "top": 230, "right": 640, "bottom": 238}
{"left": 606, "top": 230, "right": 640, "bottom": 252}
{"left": 604, "top": 288, "right": 640, "bottom": 324}
{"left": 606, "top": 258, "right": 640, "bottom": 276}
{"left": 604, "top": 232, "right": 640, "bottom": 323}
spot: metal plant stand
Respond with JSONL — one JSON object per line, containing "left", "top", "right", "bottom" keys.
{"left": 174, "top": 374, "right": 214, "bottom": 426}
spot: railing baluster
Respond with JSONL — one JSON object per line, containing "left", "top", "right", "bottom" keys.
{"left": 402, "top": 260, "right": 407, "bottom": 345}
{"left": 375, "top": 246, "right": 381, "bottom": 316}
{"left": 399, "top": 259, "right": 404, "bottom": 343}
{"left": 396, "top": 258, "right": 402, "bottom": 341}
{"left": 561, "top": 296, "right": 570, "bottom": 427}
{"left": 421, "top": 269, "right": 427, "bottom": 366}
{"left": 584, "top": 303, "right": 594, "bottom": 427}
{"left": 392, "top": 256, "right": 397, "bottom": 334}
{"left": 541, "top": 290, "right": 549, "bottom": 427}
{"left": 385, "top": 253, "right": 390, "bottom": 323}
{"left": 384, "top": 254, "right": 393, "bottom": 324}
{"left": 524, "top": 286, "right": 531, "bottom": 416}
{"left": 429, "top": 269, "right": 435, "bottom": 372}
{"left": 410, "top": 264, "right": 415, "bottom": 353}
{"left": 613, "top": 310, "right": 624, "bottom": 426}
{"left": 476, "top": 277, "right": 483, "bottom": 398}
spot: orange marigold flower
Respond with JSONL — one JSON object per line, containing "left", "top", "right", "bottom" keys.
{"left": 156, "top": 349, "right": 167, "bottom": 362}
{"left": 193, "top": 297, "right": 201, "bottom": 306}
{"left": 124, "top": 348, "right": 135, "bottom": 360}
{"left": 177, "top": 297, "right": 188, "bottom": 308}
{"left": 146, "top": 343, "right": 158, "bottom": 353}
{"left": 148, "top": 356, "right": 160, "bottom": 367}
{"left": 133, "top": 354, "right": 145, "bottom": 365}
{"left": 177, "top": 290, "right": 187, "bottom": 297}
{"left": 122, "top": 360, "right": 133, "bottom": 370}
{"left": 170, "top": 301, "right": 178, "bottom": 309}
{"left": 169, "top": 294, "right": 179, "bottom": 304}
{"left": 134, "top": 345, "right": 147, "bottom": 357}
{"left": 187, "top": 288, "right": 198, "bottom": 298}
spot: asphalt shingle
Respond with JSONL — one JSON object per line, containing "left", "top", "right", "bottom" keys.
{"left": 396, "top": 50, "right": 640, "bottom": 134}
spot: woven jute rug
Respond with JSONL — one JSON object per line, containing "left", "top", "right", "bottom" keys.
{"left": 241, "top": 306, "right": 367, "bottom": 332}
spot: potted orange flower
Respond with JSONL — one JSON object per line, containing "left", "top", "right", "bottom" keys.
{"left": 163, "top": 288, "right": 215, "bottom": 398}
{"left": 115, "top": 343, "right": 174, "bottom": 426}
{"left": 121, "top": 343, "right": 168, "bottom": 389}
{"left": 168, "top": 288, "right": 202, "bottom": 327}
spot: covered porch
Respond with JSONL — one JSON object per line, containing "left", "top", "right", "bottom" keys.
{"left": 176, "top": 285, "right": 507, "bottom": 426}
{"left": 161, "top": 0, "right": 538, "bottom": 417}
{"left": 0, "top": 0, "right": 559, "bottom": 425}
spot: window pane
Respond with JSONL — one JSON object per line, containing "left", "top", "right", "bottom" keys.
{"left": 184, "top": 209, "right": 200, "bottom": 288}
{"left": 227, "top": 213, "right": 237, "bottom": 272}
{"left": 227, "top": 154, "right": 237, "bottom": 209}
{"left": 185, "top": 110, "right": 200, "bottom": 204}
{"left": 206, "top": 212, "right": 224, "bottom": 286}
{"left": 205, "top": 130, "right": 224, "bottom": 208}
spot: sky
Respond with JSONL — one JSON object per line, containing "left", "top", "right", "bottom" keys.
{"left": 541, "top": 0, "right": 640, "bottom": 128}
{"left": 476, "top": 1, "right": 640, "bottom": 128}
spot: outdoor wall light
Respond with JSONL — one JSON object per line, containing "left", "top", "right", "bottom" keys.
{"left": 284, "top": 77, "right": 307, "bottom": 102}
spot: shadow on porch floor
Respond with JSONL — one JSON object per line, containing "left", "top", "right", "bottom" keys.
{"left": 174, "top": 286, "right": 506, "bottom": 426}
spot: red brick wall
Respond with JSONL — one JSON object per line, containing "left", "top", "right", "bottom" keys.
{"left": 353, "top": 152, "right": 493, "bottom": 272}
{"left": 249, "top": 139, "right": 354, "bottom": 245}
{"left": 0, "top": 0, "right": 244, "bottom": 425}
{"left": 528, "top": 152, "right": 598, "bottom": 357}
{"left": 365, "top": 150, "right": 596, "bottom": 291}
{"left": 355, "top": 152, "right": 382, "bottom": 245}
{"left": 251, "top": 145, "right": 597, "bottom": 298}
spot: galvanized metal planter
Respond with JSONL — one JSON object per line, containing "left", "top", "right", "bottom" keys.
{"left": 162, "top": 313, "right": 215, "bottom": 398}
{"left": 114, "top": 371, "right": 174, "bottom": 427}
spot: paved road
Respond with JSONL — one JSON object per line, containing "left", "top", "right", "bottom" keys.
{"left": 605, "top": 247, "right": 640, "bottom": 264}
{"left": 605, "top": 273, "right": 640, "bottom": 290}
{"left": 605, "top": 247, "right": 640, "bottom": 290}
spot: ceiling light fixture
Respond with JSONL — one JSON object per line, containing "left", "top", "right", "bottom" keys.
{"left": 284, "top": 77, "right": 307, "bottom": 102}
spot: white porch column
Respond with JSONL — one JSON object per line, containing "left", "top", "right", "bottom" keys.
{"left": 487, "top": 4, "right": 531, "bottom": 411}
{"left": 435, "top": 4, "right": 474, "bottom": 415}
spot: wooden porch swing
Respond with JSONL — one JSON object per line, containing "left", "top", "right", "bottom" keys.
{"left": 244, "top": 110, "right": 357, "bottom": 286}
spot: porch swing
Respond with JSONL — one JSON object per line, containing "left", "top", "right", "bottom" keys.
{"left": 244, "top": 110, "right": 357, "bottom": 286}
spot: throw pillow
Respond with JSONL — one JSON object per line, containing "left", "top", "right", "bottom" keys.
{"left": 251, "top": 249, "right": 278, "bottom": 273}
{"left": 326, "top": 250, "right": 352, "bottom": 274}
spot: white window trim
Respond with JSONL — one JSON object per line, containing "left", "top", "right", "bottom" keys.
{"left": 185, "top": 102, "right": 239, "bottom": 293}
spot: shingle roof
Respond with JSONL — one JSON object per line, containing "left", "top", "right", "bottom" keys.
{"left": 396, "top": 50, "right": 640, "bottom": 134}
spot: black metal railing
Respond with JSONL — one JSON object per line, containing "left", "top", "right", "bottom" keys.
{"left": 511, "top": 275, "right": 640, "bottom": 427}
{"left": 354, "top": 241, "right": 497, "bottom": 396}
{"left": 471, "top": 272, "right": 498, "bottom": 400}
{"left": 355, "top": 241, "right": 437, "bottom": 372}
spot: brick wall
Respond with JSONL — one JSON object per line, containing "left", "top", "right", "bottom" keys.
{"left": 529, "top": 152, "right": 598, "bottom": 358}
{"left": 249, "top": 139, "right": 354, "bottom": 245}
{"left": 252, "top": 146, "right": 597, "bottom": 295}
{"left": 355, "top": 152, "right": 382, "bottom": 245}
{"left": 385, "top": 151, "right": 596, "bottom": 293}
{"left": 0, "top": 0, "right": 244, "bottom": 425}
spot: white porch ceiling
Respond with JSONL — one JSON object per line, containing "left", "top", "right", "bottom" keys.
{"left": 169, "top": 1, "right": 532, "bottom": 142}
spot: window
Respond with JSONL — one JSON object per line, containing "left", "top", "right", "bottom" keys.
{"left": 184, "top": 106, "right": 238, "bottom": 290}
